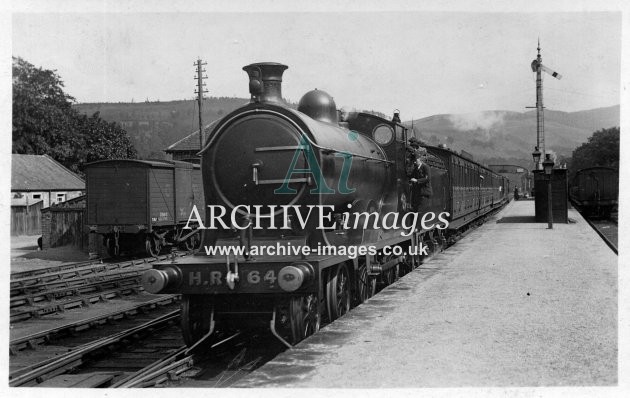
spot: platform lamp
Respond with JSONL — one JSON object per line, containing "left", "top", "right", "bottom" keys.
{"left": 532, "top": 147, "right": 541, "bottom": 171}
{"left": 542, "top": 154, "right": 555, "bottom": 229}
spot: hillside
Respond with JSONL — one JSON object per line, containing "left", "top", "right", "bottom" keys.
{"left": 406, "top": 105, "right": 620, "bottom": 168}
{"left": 74, "top": 97, "right": 249, "bottom": 159}
{"left": 74, "top": 100, "right": 619, "bottom": 167}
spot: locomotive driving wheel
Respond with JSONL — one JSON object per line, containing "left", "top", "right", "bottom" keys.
{"left": 145, "top": 236, "right": 161, "bottom": 257}
{"left": 398, "top": 253, "right": 411, "bottom": 276}
{"left": 355, "top": 264, "right": 375, "bottom": 305}
{"left": 379, "top": 255, "right": 398, "bottom": 287}
{"left": 181, "top": 295, "right": 213, "bottom": 347}
{"left": 326, "top": 263, "right": 351, "bottom": 322}
{"left": 289, "top": 294, "right": 320, "bottom": 344}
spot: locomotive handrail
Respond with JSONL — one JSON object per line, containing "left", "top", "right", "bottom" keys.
{"left": 304, "top": 143, "right": 392, "bottom": 164}
{"left": 201, "top": 108, "right": 392, "bottom": 164}
{"left": 257, "top": 177, "right": 311, "bottom": 185}
{"left": 255, "top": 143, "right": 393, "bottom": 164}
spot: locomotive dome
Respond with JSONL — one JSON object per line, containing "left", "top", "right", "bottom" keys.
{"left": 298, "top": 89, "right": 338, "bottom": 124}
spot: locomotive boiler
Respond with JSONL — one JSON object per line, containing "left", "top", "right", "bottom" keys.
{"left": 202, "top": 63, "right": 393, "bottom": 248}
{"left": 141, "top": 62, "right": 509, "bottom": 347}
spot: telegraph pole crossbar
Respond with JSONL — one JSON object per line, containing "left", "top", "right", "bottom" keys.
{"left": 195, "top": 59, "right": 208, "bottom": 151}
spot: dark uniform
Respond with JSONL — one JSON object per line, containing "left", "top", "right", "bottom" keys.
{"left": 410, "top": 160, "right": 433, "bottom": 211}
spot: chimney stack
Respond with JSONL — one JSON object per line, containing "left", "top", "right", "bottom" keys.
{"left": 242, "top": 62, "right": 288, "bottom": 104}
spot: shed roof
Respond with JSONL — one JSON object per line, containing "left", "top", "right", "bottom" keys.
{"left": 164, "top": 120, "right": 219, "bottom": 153}
{"left": 12, "top": 154, "right": 85, "bottom": 191}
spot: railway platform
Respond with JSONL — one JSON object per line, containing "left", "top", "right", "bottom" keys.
{"left": 235, "top": 199, "right": 618, "bottom": 387}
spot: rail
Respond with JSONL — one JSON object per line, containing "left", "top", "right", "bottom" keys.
{"left": 10, "top": 294, "right": 180, "bottom": 352}
{"left": 112, "top": 331, "right": 243, "bottom": 388}
{"left": 9, "top": 309, "right": 181, "bottom": 387}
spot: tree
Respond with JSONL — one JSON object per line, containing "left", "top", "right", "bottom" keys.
{"left": 569, "top": 127, "right": 619, "bottom": 176}
{"left": 12, "top": 57, "right": 136, "bottom": 173}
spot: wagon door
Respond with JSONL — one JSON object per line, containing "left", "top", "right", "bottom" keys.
{"left": 174, "top": 163, "right": 194, "bottom": 224}
{"left": 148, "top": 165, "right": 175, "bottom": 227}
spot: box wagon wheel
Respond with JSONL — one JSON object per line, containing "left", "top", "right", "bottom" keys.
{"left": 105, "top": 237, "right": 120, "bottom": 258}
{"left": 184, "top": 231, "right": 201, "bottom": 251}
{"left": 145, "top": 235, "right": 161, "bottom": 257}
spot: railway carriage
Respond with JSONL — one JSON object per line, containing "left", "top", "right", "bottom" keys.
{"left": 427, "top": 146, "right": 508, "bottom": 230}
{"left": 569, "top": 166, "right": 618, "bottom": 218}
{"left": 141, "top": 62, "right": 509, "bottom": 347}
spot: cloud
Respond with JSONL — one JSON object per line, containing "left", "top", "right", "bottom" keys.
{"left": 448, "top": 111, "right": 506, "bottom": 132}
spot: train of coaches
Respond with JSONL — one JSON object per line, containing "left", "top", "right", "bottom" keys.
{"left": 84, "top": 62, "right": 616, "bottom": 347}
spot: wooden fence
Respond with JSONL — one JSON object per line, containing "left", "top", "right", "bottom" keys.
{"left": 11, "top": 201, "right": 43, "bottom": 236}
{"left": 41, "top": 207, "right": 88, "bottom": 250}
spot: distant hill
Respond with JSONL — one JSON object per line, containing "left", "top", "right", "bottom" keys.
{"left": 74, "top": 97, "right": 249, "bottom": 159}
{"left": 74, "top": 99, "right": 619, "bottom": 168}
{"left": 405, "top": 105, "right": 620, "bottom": 168}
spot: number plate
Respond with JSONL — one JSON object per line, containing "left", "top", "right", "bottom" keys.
{"left": 177, "top": 263, "right": 305, "bottom": 293}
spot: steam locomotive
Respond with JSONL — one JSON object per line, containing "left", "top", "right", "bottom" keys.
{"left": 141, "top": 62, "right": 509, "bottom": 347}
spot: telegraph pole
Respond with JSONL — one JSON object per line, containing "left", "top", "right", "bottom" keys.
{"left": 194, "top": 59, "right": 208, "bottom": 151}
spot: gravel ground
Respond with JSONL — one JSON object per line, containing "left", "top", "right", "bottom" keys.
{"left": 238, "top": 200, "right": 617, "bottom": 387}
{"left": 11, "top": 235, "right": 90, "bottom": 273}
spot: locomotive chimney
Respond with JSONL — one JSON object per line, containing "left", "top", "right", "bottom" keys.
{"left": 242, "top": 62, "right": 288, "bottom": 104}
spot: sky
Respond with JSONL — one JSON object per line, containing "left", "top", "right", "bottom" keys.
{"left": 8, "top": 2, "right": 622, "bottom": 120}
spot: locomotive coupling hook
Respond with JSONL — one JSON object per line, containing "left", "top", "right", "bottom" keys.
{"left": 226, "top": 254, "right": 240, "bottom": 290}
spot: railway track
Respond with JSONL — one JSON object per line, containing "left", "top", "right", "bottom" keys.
{"left": 11, "top": 252, "right": 183, "bottom": 285}
{"left": 112, "top": 331, "right": 252, "bottom": 387}
{"left": 8, "top": 249, "right": 280, "bottom": 388}
{"left": 9, "top": 309, "right": 183, "bottom": 387}
{"left": 10, "top": 304, "right": 272, "bottom": 388}
{"left": 10, "top": 253, "right": 189, "bottom": 322}
{"left": 10, "top": 294, "right": 181, "bottom": 353}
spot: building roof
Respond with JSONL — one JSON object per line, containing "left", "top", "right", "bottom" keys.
{"left": 164, "top": 120, "right": 219, "bottom": 153}
{"left": 12, "top": 154, "right": 85, "bottom": 191}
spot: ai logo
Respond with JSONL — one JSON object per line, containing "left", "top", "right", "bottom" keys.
{"left": 274, "top": 134, "right": 356, "bottom": 195}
